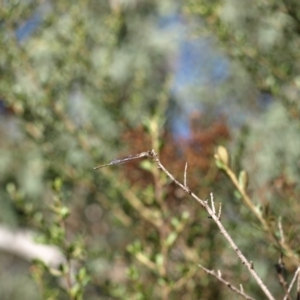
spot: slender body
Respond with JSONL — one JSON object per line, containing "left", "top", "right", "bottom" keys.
{"left": 94, "top": 151, "right": 150, "bottom": 169}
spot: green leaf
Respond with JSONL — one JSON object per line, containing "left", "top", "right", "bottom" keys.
{"left": 166, "top": 232, "right": 178, "bottom": 247}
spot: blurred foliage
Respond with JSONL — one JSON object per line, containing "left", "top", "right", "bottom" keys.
{"left": 0, "top": 0, "right": 300, "bottom": 299}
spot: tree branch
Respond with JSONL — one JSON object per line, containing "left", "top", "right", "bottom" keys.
{"left": 146, "top": 149, "right": 275, "bottom": 300}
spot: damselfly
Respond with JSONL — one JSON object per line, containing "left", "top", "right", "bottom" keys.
{"left": 94, "top": 151, "right": 151, "bottom": 170}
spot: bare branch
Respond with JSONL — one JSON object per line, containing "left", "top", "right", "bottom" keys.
{"left": 95, "top": 149, "right": 276, "bottom": 300}
{"left": 147, "top": 149, "right": 275, "bottom": 300}
{"left": 240, "top": 284, "right": 244, "bottom": 293}
{"left": 218, "top": 202, "right": 222, "bottom": 220}
{"left": 184, "top": 162, "right": 188, "bottom": 188}
{"left": 283, "top": 267, "right": 300, "bottom": 300}
{"left": 210, "top": 192, "right": 216, "bottom": 215}
{"left": 198, "top": 263, "right": 256, "bottom": 300}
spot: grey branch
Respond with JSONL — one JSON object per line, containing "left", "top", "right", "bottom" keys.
{"left": 150, "top": 149, "right": 275, "bottom": 300}
{"left": 198, "top": 263, "right": 256, "bottom": 300}
{"left": 95, "top": 149, "right": 276, "bottom": 300}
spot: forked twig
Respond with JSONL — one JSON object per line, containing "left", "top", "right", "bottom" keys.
{"left": 283, "top": 267, "right": 300, "bottom": 300}
{"left": 198, "top": 264, "right": 256, "bottom": 300}
{"left": 95, "top": 150, "right": 275, "bottom": 300}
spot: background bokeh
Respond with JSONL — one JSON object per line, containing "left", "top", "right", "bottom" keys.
{"left": 1, "top": 0, "right": 300, "bottom": 299}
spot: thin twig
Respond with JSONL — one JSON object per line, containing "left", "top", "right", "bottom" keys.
{"left": 210, "top": 192, "right": 216, "bottom": 215}
{"left": 184, "top": 162, "right": 188, "bottom": 187}
{"left": 283, "top": 267, "right": 300, "bottom": 300}
{"left": 198, "top": 264, "right": 256, "bottom": 300}
{"left": 240, "top": 284, "right": 244, "bottom": 293}
{"left": 218, "top": 202, "right": 222, "bottom": 220}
